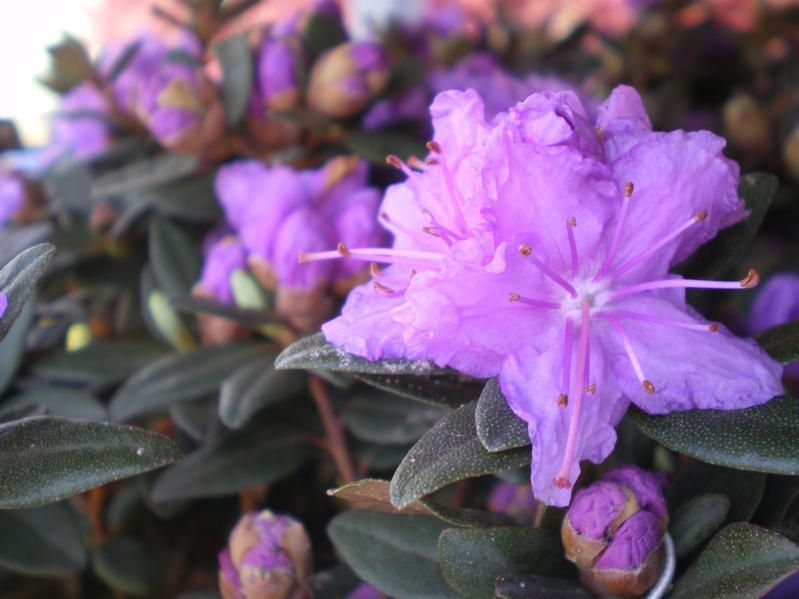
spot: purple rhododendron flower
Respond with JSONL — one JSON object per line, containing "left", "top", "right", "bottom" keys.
{"left": 307, "top": 85, "right": 784, "bottom": 506}
{"left": 749, "top": 273, "right": 799, "bottom": 375}
{"left": 0, "top": 292, "right": 7, "bottom": 319}
{"left": 765, "top": 571, "right": 799, "bottom": 599}
{"left": 257, "top": 34, "right": 302, "bottom": 111}
{"left": 0, "top": 172, "right": 25, "bottom": 225}
{"left": 217, "top": 157, "right": 385, "bottom": 291}
{"left": 199, "top": 236, "right": 248, "bottom": 303}
{"left": 43, "top": 83, "right": 112, "bottom": 163}
{"left": 348, "top": 583, "right": 382, "bottom": 599}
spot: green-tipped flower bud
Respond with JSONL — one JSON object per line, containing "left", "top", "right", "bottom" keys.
{"left": 562, "top": 467, "right": 668, "bottom": 599}
{"left": 66, "top": 322, "right": 92, "bottom": 352}
{"left": 148, "top": 290, "right": 198, "bottom": 352}
{"left": 231, "top": 269, "right": 269, "bottom": 311}
{"left": 307, "top": 42, "right": 390, "bottom": 118}
{"left": 219, "top": 510, "right": 312, "bottom": 599}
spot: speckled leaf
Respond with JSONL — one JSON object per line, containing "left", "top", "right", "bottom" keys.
{"left": 92, "top": 537, "right": 166, "bottom": 596}
{"left": 753, "top": 475, "right": 799, "bottom": 527}
{"left": 630, "top": 395, "right": 799, "bottom": 475}
{"left": 32, "top": 340, "right": 169, "bottom": 388}
{"left": 2, "top": 388, "right": 107, "bottom": 421}
{"left": 438, "top": 527, "right": 573, "bottom": 599}
{"left": 353, "top": 372, "right": 482, "bottom": 408}
{"left": 0, "top": 298, "right": 35, "bottom": 396}
{"left": 0, "top": 244, "right": 54, "bottom": 341}
{"left": 219, "top": 356, "right": 307, "bottom": 429}
{"left": 390, "top": 401, "right": 531, "bottom": 509}
{"left": 0, "top": 502, "right": 86, "bottom": 576}
{"left": 475, "top": 379, "right": 528, "bottom": 452}
{"left": 327, "top": 511, "right": 458, "bottom": 599}
{"left": 344, "top": 391, "right": 449, "bottom": 444}
{"left": 670, "top": 494, "right": 730, "bottom": 558}
{"left": 148, "top": 214, "right": 200, "bottom": 297}
{"left": 757, "top": 321, "right": 799, "bottom": 365}
{"left": 109, "top": 344, "right": 267, "bottom": 422}
{"left": 679, "top": 172, "right": 777, "bottom": 279}
{"left": 150, "top": 418, "right": 309, "bottom": 502}
{"left": 494, "top": 576, "right": 592, "bottom": 598}
{"left": 214, "top": 34, "right": 252, "bottom": 126}
{"left": 0, "top": 416, "right": 182, "bottom": 508}
{"left": 670, "top": 524, "right": 799, "bottom": 599}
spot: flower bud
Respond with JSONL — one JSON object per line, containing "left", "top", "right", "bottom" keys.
{"left": 487, "top": 481, "right": 537, "bottom": 525}
{"left": 137, "top": 60, "right": 225, "bottom": 156}
{"left": 307, "top": 42, "right": 390, "bottom": 118}
{"left": 148, "top": 290, "right": 198, "bottom": 352}
{"left": 65, "top": 323, "right": 92, "bottom": 352}
{"left": 562, "top": 467, "right": 667, "bottom": 599}
{"left": 230, "top": 269, "right": 269, "bottom": 311}
{"left": 43, "top": 83, "right": 112, "bottom": 164}
{"left": 723, "top": 93, "right": 771, "bottom": 155}
{"left": 218, "top": 510, "right": 312, "bottom": 599}
{"left": 0, "top": 172, "right": 26, "bottom": 226}
{"left": 257, "top": 34, "right": 303, "bottom": 112}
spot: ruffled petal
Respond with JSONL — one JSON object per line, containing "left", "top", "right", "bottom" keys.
{"left": 606, "top": 295, "right": 784, "bottom": 414}
{"left": 596, "top": 85, "right": 652, "bottom": 144}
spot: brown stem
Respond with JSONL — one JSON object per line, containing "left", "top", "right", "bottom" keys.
{"left": 88, "top": 487, "right": 106, "bottom": 543}
{"left": 309, "top": 376, "right": 356, "bottom": 484}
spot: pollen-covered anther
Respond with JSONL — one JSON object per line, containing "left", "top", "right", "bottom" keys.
{"left": 407, "top": 155, "right": 425, "bottom": 169}
{"left": 385, "top": 154, "right": 403, "bottom": 169}
{"left": 642, "top": 380, "right": 655, "bottom": 394}
{"left": 624, "top": 182, "right": 634, "bottom": 197}
{"left": 558, "top": 393, "right": 568, "bottom": 407}
{"left": 567, "top": 217, "right": 577, "bottom": 227}
{"left": 369, "top": 262, "right": 381, "bottom": 278}
{"left": 426, "top": 140, "right": 442, "bottom": 154}
{"left": 740, "top": 268, "right": 760, "bottom": 288}
{"left": 694, "top": 210, "right": 708, "bottom": 221}
{"left": 553, "top": 476, "right": 572, "bottom": 489}
{"left": 373, "top": 281, "right": 395, "bottom": 295}
{"left": 508, "top": 292, "right": 521, "bottom": 302}
{"left": 708, "top": 322, "right": 719, "bottom": 332}
{"left": 587, "top": 383, "right": 596, "bottom": 395}
{"left": 336, "top": 242, "right": 351, "bottom": 258}
{"left": 518, "top": 244, "right": 532, "bottom": 256}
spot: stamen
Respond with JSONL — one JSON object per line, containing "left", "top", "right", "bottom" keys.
{"left": 425, "top": 140, "right": 469, "bottom": 234}
{"left": 611, "top": 268, "right": 760, "bottom": 300}
{"left": 587, "top": 383, "right": 596, "bottom": 394}
{"left": 298, "top": 246, "right": 444, "bottom": 268}
{"left": 407, "top": 155, "right": 426, "bottom": 170}
{"left": 508, "top": 293, "right": 561, "bottom": 310}
{"left": 597, "top": 310, "right": 719, "bottom": 332}
{"left": 595, "top": 181, "right": 635, "bottom": 279}
{"left": 560, "top": 320, "right": 574, "bottom": 407}
{"left": 519, "top": 244, "right": 578, "bottom": 298}
{"left": 610, "top": 211, "right": 708, "bottom": 278}
{"left": 566, "top": 217, "right": 579, "bottom": 276}
{"left": 369, "top": 262, "right": 381, "bottom": 278}
{"left": 422, "top": 226, "right": 455, "bottom": 246}
{"left": 607, "top": 317, "right": 655, "bottom": 394}
{"left": 373, "top": 281, "right": 395, "bottom": 295}
{"left": 554, "top": 301, "right": 591, "bottom": 490}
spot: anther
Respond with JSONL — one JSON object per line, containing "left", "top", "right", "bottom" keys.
{"left": 708, "top": 322, "right": 719, "bottom": 332}
{"left": 595, "top": 127, "right": 606, "bottom": 140}
{"left": 426, "top": 140, "right": 442, "bottom": 154}
{"left": 336, "top": 242, "right": 351, "bottom": 257}
{"left": 587, "top": 383, "right": 596, "bottom": 394}
{"left": 740, "top": 268, "right": 760, "bottom": 288}
{"left": 508, "top": 293, "right": 520, "bottom": 302}
{"left": 695, "top": 210, "right": 708, "bottom": 221}
{"left": 380, "top": 211, "right": 390, "bottom": 221}
{"left": 558, "top": 394, "right": 568, "bottom": 407}
{"left": 369, "top": 262, "right": 381, "bottom": 278}
{"left": 642, "top": 380, "right": 655, "bottom": 394}
{"left": 407, "top": 155, "right": 425, "bottom": 169}
{"left": 385, "top": 154, "right": 403, "bottom": 169}
{"left": 553, "top": 476, "right": 572, "bottom": 489}
{"left": 518, "top": 244, "right": 532, "bottom": 256}
{"left": 422, "top": 226, "right": 439, "bottom": 237}
{"left": 624, "top": 182, "right": 634, "bottom": 197}
{"left": 567, "top": 217, "right": 577, "bottom": 227}
{"left": 374, "top": 281, "right": 395, "bottom": 295}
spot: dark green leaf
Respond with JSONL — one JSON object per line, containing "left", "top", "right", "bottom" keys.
{"left": 302, "top": 10, "right": 347, "bottom": 57}
{"left": 327, "top": 511, "right": 458, "bottom": 599}
{"left": 219, "top": 355, "right": 307, "bottom": 429}
{"left": 670, "top": 494, "right": 730, "bottom": 558}
{"left": 2, "top": 388, "right": 107, "bottom": 421}
{"left": 0, "top": 244, "right": 54, "bottom": 341}
{"left": 0, "top": 223, "right": 52, "bottom": 267}
{"left": 150, "top": 417, "right": 309, "bottom": 501}
{"left": 679, "top": 172, "right": 778, "bottom": 279}
{"left": 495, "top": 576, "right": 592, "bottom": 599}
{"left": 390, "top": 401, "right": 531, "bottom": 509}
{"left": 754, "top": 475, "right": 799, "bottom": 527}
{"left": 148, "top": 215, "right": 200, "bottom": 297}
{"left": 309, "top": 565, "right": 361, "bottom": 599}
{"left": 356, "top": 441, "right": 412, "bottom": 470}
{"left": 670, "top": 523, "right": 799, "bottom": 599}
{"left": 170, "top": 293, "right": 275, "bottom": 326}
{"left": 91, "top": 154, "right": 198, "bottom": 200}
{"left": 214, "top": 35, "right": 252, "bottom": 127}
{"left": 0, "top": 416, "right": 182, "bottom": 508}
{"left": 177, "top": 592, "right": 222, "bottom": 599}
{"left": 109, "top": 344, "right": 267, "bottom": 422}
{"left": 475, "top": 379, "right": 528, "bottom": 452}
{"left": 32, "top": 340, "right": 169, "bottom": 388}
{"left": 0, "top": 298, "right": 35, "bottom": 396}
{"left": 0, "top": 503, "right": 86, "bottom": 576}
{"left": 757, "top": 321, "right": 799, "bottom": 365}
{"left": 667, "top": 461, "right": 765, "bottom": 523}
{"left": 438, "top": 527, "right": 573, "bottom": 599}
{"left": 421, "top": 497, "right": 510, "bottom": 528}
{"left": 170, "top": 397, "right": 219, "bottom": 442}
{"left": 141, "top": 172, "right": 221, "bottom": 223}
{"left": 92, "top": 537, "right": 166, "bottom": 596}
{"left": 344, "top": 131, "right": 426, "bottom": 165}
{"left": 344, "top": 391, "right": 449, "bottom": 444}
{"left": 353, "top": 371, "right": 481, "bottom": 408}
{"left": 630, "top": 395, "right": 799, "bottom": 475}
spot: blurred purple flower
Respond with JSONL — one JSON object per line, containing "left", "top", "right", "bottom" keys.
{"left": 362, "top": 88, "right": 429, "bottom": 131}
{"left": 307, "top": 85, "right": 783, "bottom": 506}
{"left": 43, "top": 83, "right": 112, "bottom": 163}
{"left": 347, "top": 583, "right": 382, "bottom": 599}
{"left": 219, "top": 510, "right": 312, "bottom": 599}
{"left": 0, "top": 172, "right": 25, "bottom": 225}
{"left": 198, "top": 236, "right": 248, "bottom": 303}
{"left": 257, "top": 34, "right": 303, "bottom": 112}
{"left": 750, "top": 273, "right": 799, "bottom": 375}
{"left": 765, "top": 571, "right": 799, "bottom": 599}
{"left": 488, "top": 481, "right": 537, "bottom": 525}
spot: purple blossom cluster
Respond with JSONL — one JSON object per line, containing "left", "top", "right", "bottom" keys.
{"left": 305, "top": 85, "right": 783, "bottom": 506}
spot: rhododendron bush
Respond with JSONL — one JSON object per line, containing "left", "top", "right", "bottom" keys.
{"left": 0, "top": 1, "right": 799, "bottom": 598}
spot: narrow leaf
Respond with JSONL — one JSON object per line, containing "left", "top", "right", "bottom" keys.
{"left": 0, "top": 243, "right": 54, "bottom": 341}
{"left": 670, "top": 494, "right": 730, "bottom": 558}
{"left": 757, "top": 321, "right": 799, "bottom": 365}
{"left": 475, "top": 379, "right": 528, "bottom": 452}
{"left": 344, "top": 392, "right": 449, "bottom": 444}
{"left": 148, "top": 215, "right": 200, "bottom": 297}
{"left": 214, "top": 35, "right": 253, "bottom": 127}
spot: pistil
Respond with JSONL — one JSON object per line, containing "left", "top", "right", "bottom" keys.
{"left": 298, "top": 244, "right": 445, "bottom": 268}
